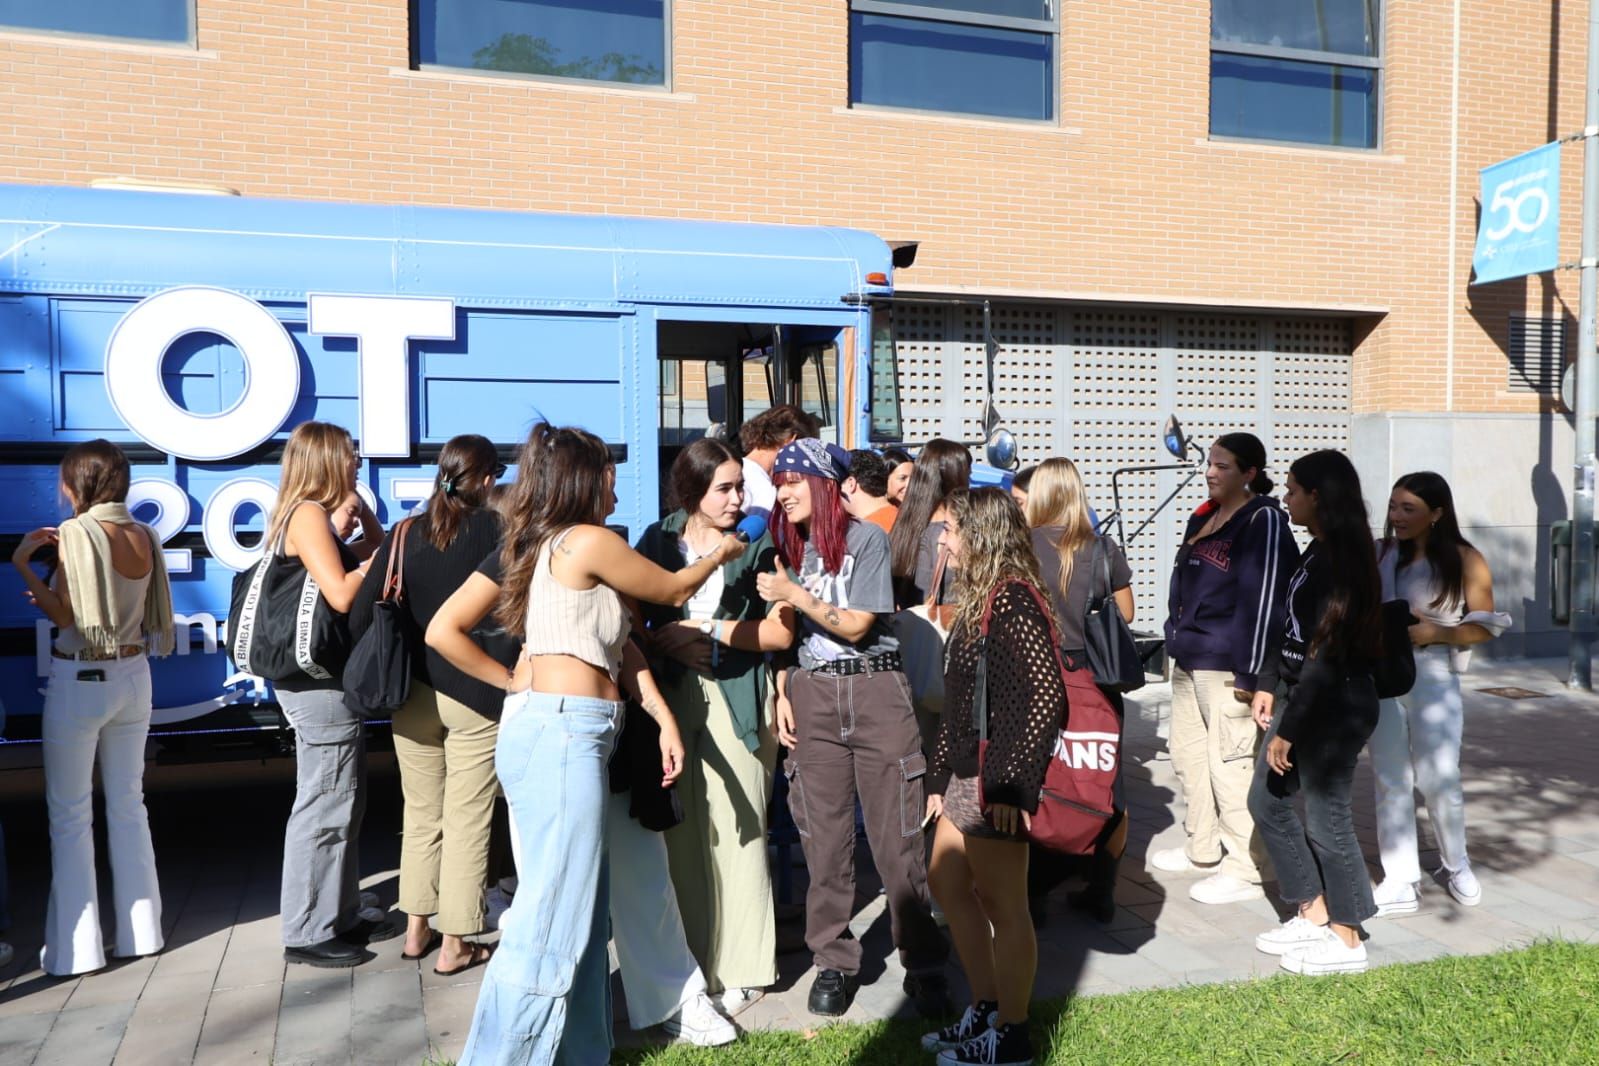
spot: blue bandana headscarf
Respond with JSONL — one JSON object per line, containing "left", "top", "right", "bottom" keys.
{"left": 772, "top": 438, "right": 851, "bottom": 483}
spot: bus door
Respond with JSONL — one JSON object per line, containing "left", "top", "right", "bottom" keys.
{"left": 654, "top": 320, "right": 844, "bottom": 513}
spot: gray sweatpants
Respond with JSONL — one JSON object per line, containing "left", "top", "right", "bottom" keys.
{"left": 277, "top": 688, "right": 367, "bottom": 948}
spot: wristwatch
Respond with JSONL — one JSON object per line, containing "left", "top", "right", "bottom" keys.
{"left": 699, "top": 620, "right": 715, "bottom": 639}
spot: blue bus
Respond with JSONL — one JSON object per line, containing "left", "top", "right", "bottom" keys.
{"left": 0, "top": 183, "right": 907, "bottom": 758}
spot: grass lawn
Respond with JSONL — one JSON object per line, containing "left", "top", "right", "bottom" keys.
{"left": 603, "top": 940, "right": 1599, "bottom": 1065}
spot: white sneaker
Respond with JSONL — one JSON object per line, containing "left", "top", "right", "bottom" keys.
{"left": 1281, "top": 932, "right": 1368, "bottom": 975}
{"left": 1373, "top": 878, "right": 1420, "bottom": 917}
{"left": 1441, "top": 866, "right": 1482, "bottom": 907}
{"left": 661, "top": 992, "right": 738, "bottom": 1047}
{"left": 1150, "top": 847, "right": 1218, "bottom": 874}
{"left": 1254, "top": 916, "right": 1330, "bottom": 956}
{"left": 712, "top": 987, "right": 765, "bottom": 1018}
{"left": 1189, "top": 872, "right": 1264, "bottom": 905}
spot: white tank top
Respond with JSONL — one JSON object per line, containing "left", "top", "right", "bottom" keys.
{"left": 522, "top": 528, "right": 630, "bottom": 682}
{"left": 1379, "top": 541, "right": 1471, "bottom": 673}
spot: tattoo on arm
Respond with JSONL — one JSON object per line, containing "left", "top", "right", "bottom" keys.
{"left": 824, "top": 607, "right": 841, "bottom": 627}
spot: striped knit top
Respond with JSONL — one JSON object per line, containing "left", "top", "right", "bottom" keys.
{"left": 523, "top": 527, "right": 630, "bottom": 682}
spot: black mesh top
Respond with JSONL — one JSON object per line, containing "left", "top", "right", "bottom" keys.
{"left": 929, "top": 581, "right": 1068, "bottom": 813}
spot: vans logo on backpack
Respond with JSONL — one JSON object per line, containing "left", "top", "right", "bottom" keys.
{"left": 1053, "top": 730, "right": 1119, "bottom": 772}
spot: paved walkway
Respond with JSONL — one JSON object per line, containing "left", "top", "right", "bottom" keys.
{"left": 1, "top": 658, "right": 1597, "bottom": 1064}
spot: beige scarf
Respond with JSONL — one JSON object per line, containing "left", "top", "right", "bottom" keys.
{"left": 57, "top": 502, "right": 175, "bottom": 657}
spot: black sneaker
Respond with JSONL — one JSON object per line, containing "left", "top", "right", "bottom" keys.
{"left": 937, "top": 1021, "right": 1034, "bottom": 1066}
{"left": 807, "top": 968, "right": 857, "bottom": 1016}
{"left": 921, "top": 1000, "right": 997, "bottom": 1052}
{"left": 903, "top": 971, "right": 954, "bottom": 1019}
{"left": 337, "top": 915, "right": 402, "bottom": 945}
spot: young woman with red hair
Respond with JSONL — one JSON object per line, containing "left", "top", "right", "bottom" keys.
{"left": 755, "top": 439, "right": 950, "bottom": 1020}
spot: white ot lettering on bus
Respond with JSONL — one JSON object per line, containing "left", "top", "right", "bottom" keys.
{"left": 102, "top": 287, "right": 454, "bottom": 570}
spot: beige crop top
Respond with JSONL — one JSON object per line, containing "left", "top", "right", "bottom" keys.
{"left": 522, "top": 528, "right": 630, "bottom": 682}
{"left": 53, "top": 569, "right": 152, "bottom": 654}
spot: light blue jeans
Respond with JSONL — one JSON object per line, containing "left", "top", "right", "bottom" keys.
{"left": 460, "top": 691, "right": 623, "bottom": 1066}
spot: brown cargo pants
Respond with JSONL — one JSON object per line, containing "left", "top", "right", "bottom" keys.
{"left": 784, "top": 666, "right": 948, "bottom": 978}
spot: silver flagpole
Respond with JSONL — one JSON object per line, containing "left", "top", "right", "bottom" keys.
{"left": 1570, "top": 0, "right": 1599, "bottom": 689}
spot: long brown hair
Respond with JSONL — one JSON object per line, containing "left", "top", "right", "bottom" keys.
{"left": 424, "top": 433, "right": 499, "bottom": 550}
{"left": 59, "top": 438, "right": 131, "bottom": 512}
{"left": 1289, "top": 451, "right": 1380, "bottom": 660}
{"left": 889, "top": 439, "right": 971, "bottom": 578}
{"left": 267, "top": 421, "right": 357, "bottom": 544}
{"left": 495, "top": 423, "right": 614, "bottom": 636}
{"left": 1385, "top": 471, "right": 1473, "bottom": 612}
{"left": 948, "top": 488, "right": 1056, "bottom": 638}
{"left": 1024, "top": 458, "right": 1096, "bottom": 599}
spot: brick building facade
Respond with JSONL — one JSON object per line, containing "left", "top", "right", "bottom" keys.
{"left": 0, "top": 0, "right": 1583, "bottom": 651}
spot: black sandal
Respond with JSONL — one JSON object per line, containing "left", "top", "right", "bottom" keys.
{"left": 400, "top": 932, "right": 442, "bottom": 961}
{"left": 434, "top": 942, "right": 494, "bottom": 977}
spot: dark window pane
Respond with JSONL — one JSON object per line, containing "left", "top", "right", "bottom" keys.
{"left": 1212, "top": 0, "right": 1376, "bottom": 57}
{"left": 0, "top": 0, "right": 190, "bottom": 43}
{"left": 850, "top": 13, "right": 1052, "bottom": 121}
{"left": 1210, "top": 53, "right": 1376, "bottom": 147}
{"left": 888, "top": 0, "right": 1053, "bottom": 22}
{"left": 417, "top": 0, "right": 666, "bottom": 86}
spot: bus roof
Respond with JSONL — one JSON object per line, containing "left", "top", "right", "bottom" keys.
{"left": 0, "top": 183, "right": 893, "bottom": 311}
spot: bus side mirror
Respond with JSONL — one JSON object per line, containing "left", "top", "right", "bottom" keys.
{"left": 985, "top": 427, "right": 1018, "bottom": 470}
{"left": 1163, "top": 415, "right": 1190, "bottom": 460}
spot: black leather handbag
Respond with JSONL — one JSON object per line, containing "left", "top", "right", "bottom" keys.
{"left": 1082, "top": 537, "right": 1145, "bottom": 693}
{"left": 229, "top": 510, "right": 352, "bottom": 684}
{"left": 343, "top": 518, "right": 416, "bottom": 718}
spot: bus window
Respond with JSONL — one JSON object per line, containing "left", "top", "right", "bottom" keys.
{"left": 869, "top": 303, "right": 903, "bottom": 443}
{"left": 797, "top": 342, "right": 838, "bottom": 444}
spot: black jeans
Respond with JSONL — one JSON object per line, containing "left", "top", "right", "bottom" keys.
{"left": 1247, "top": 675, "right": 1379, "bottom": 927}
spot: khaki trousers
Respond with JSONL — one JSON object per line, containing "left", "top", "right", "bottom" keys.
{"left": 1168, "top": 667, "right": 1265, "bottom": 883}
{"left": 663, "top": 672, "right": 779, "bottom": 993}
{"left": 392, "top": 682, "right": 500, "bottom": 934}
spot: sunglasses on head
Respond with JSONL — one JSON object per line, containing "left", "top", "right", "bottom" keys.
{"left": 491, "top": 462, "right": 508, "bottom": 479}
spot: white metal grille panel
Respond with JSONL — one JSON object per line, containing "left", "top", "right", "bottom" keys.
{"left": 991, "top": 304, "right": 1066, "bottom": 464}
{"left": 891, "top": 302, "right": 952, "bottom": 446}
{"left": 890, "top": 303, "right": 1354, "bottom": 636}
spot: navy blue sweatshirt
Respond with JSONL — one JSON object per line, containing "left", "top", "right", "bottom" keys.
{"left": 1164, "top": 494, "right": 1298, "bottom": 692}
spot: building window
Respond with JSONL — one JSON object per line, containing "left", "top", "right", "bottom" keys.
{"left": 849, "top": 1, "right": 1057, "bottom": 123}
{"left": 413, "top": 0, "right": 667, "bottom": 87}
{"left": 0, "top": 0, "right": 192, "bottom": 44}
{"left": 1209, "top": 0, "right": 1380, "bottom": 148}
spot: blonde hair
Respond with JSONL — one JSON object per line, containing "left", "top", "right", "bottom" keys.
{"left": 948, "top": 488, "right": 1056, "bottom": 637}
{"left": 1024, "top": 457, "right": 1096, "bottom": 601}
{"left": 267, "top": 421, "right": 357, "bottom": 544}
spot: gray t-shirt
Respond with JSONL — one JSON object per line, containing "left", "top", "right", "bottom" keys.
{"left": 1031, "top": 527, "right": 1133, "bottom": 652}
{"left": 910, "top": 521, "right": 957, "bottom": 605}
{"left": 797, "top": 519, "right": 899, "bottom": 669}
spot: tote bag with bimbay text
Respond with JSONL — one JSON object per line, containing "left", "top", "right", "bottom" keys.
{"left": 229, "top": 511, "right": 352, "bottom": 685}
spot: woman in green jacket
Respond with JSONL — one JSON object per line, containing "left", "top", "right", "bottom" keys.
{"left": 636, "top": 438, "right": 797, "bottom": 1016}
